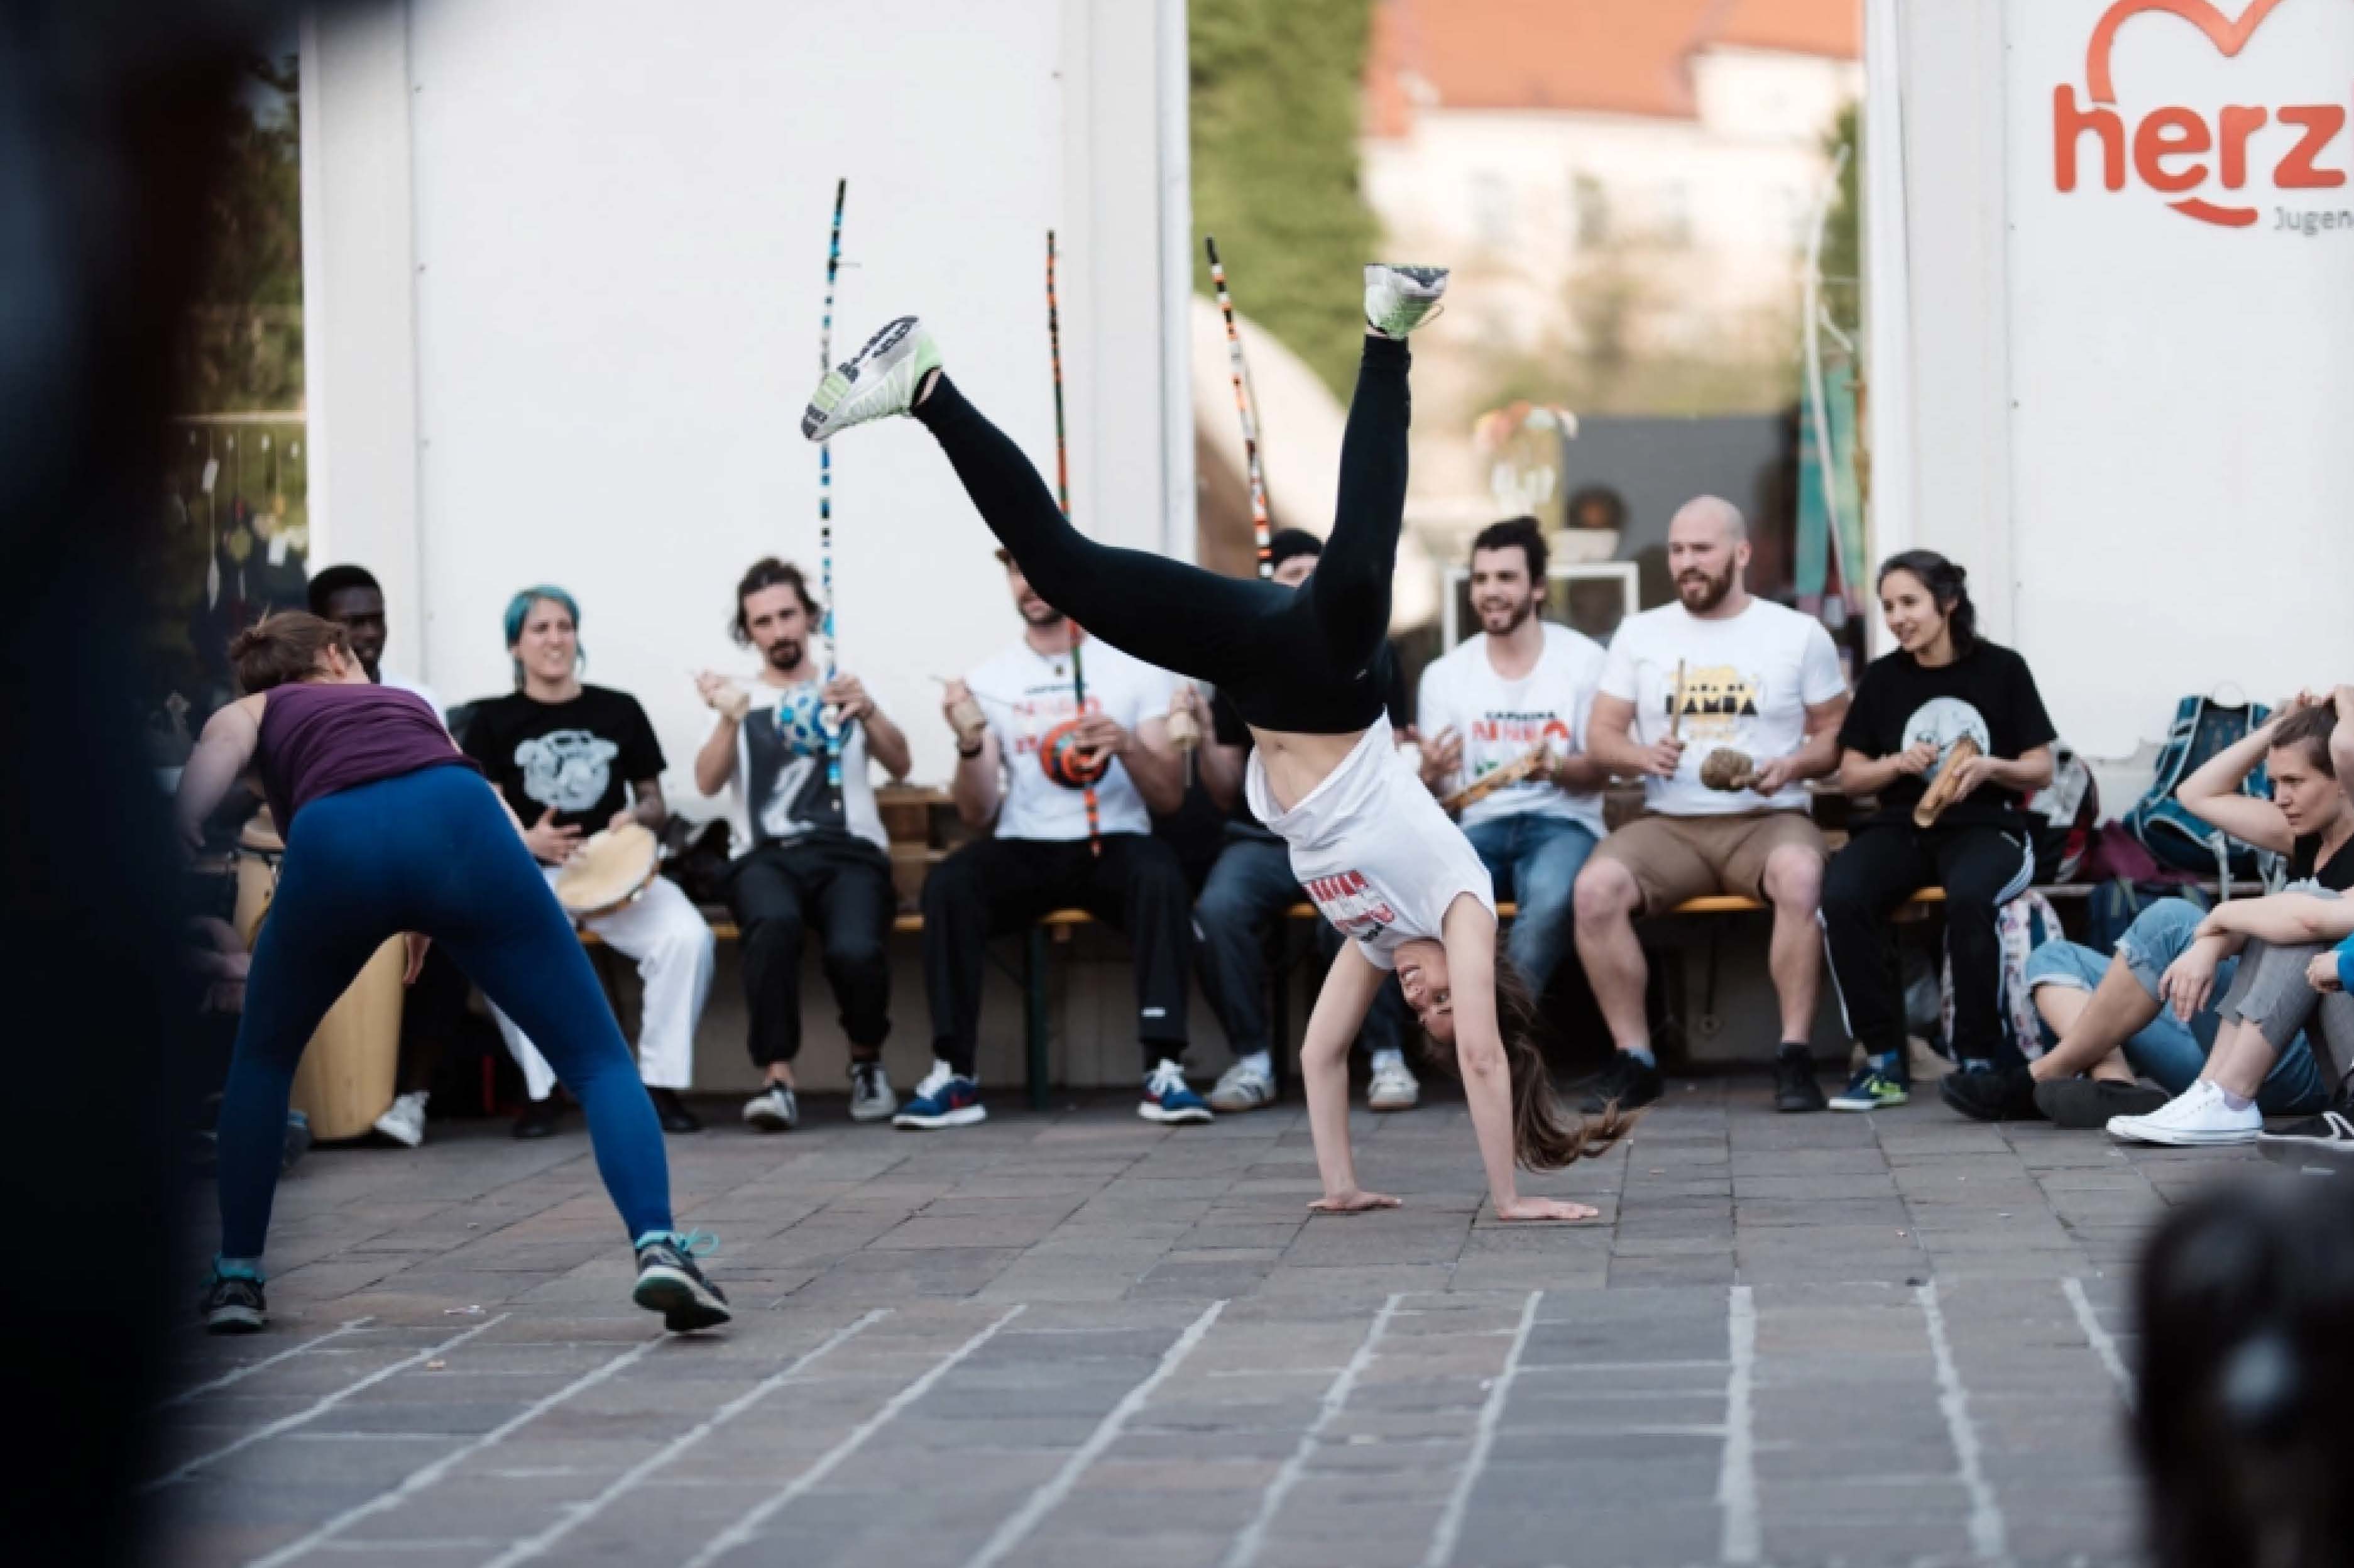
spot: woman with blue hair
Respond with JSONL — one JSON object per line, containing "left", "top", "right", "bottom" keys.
{"left": 461, "top": 586, "right": 716, "bottom": 1139}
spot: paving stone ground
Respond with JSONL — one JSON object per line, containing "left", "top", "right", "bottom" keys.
{"left": 154, "top": 1075, "right": 2274, "bottom": 1567}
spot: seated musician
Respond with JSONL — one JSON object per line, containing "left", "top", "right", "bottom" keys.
{"left": 1415, "top": 516, "right": 1607, "bottom": 1024}
{"left": 1824, "top": 550, "right": 2054, "bottom": 1114}
{"left": 461, "top": 586, "right": 714, "bottom": 1137}
{"left": 907, "top": 549, "right": 1200, "bottom": 1130}
{"left": 694, "top": 557, "right": 910, "bottom": 1132}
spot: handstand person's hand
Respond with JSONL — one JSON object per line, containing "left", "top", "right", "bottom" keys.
{"left": 1309, "top": 1190, "right": 1401, "bottom": 1214}
{"left": 1496, "top": 1196, "right": 1601, "bottom": 1223}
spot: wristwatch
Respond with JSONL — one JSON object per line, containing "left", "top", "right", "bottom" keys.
{"left": 956, "top": 739, "right": 985, "bottom": 759}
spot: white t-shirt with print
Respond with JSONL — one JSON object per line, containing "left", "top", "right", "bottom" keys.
{"left": 967, "top": 638, "right": 1176, "bottom": 841}
{"left": 1416, "top": 621, "right": 1607, "bottom": 837}
{"left": 721, "top": 678, "right": 890, "bottom": 856}
{"left": 1597, "top": 598, "right": 1847, "bottom": 816}
{"left": 1246, "top": 715, "right": 1496, "bottom": 971}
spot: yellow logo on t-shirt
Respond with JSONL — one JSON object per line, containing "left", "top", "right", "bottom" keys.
{"left": 1668, "top": 666, "right": 1761, "bottom": 743}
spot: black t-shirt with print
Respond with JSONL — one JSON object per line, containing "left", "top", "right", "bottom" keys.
{"left": 462, "top": 685, "right": 665, "bottom": 833}
{"left": 2287, "top": 831, "right": 2354, "bottom": 891}
{"left": 1838, "top": 641, "right": 2057, "bottom": 828}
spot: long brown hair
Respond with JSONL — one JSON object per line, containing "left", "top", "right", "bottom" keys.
{"left": 1415, "top": 955, "right": 1636, "bottom": 1170}
{"left": 229, "top": 611, "right": 351, "bottom": 694}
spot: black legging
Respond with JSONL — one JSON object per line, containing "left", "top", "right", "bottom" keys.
{"left": 914, "top": 333, "right": 1410, "bottom": 735}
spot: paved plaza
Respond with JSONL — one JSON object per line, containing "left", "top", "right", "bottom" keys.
{"left": 152, "top": 1077, "right": 2258, "bottom": 1567}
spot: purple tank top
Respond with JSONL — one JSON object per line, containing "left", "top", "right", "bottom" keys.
{"left": 255, "top": 683, "right": 478, "bottom": 831}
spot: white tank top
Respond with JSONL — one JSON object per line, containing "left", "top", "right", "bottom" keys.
{"left": 1245, "top": 715, "right": 1497, "bottom": 970}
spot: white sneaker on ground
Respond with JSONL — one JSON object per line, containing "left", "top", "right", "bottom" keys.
{"left": 373, "top": 1091, "right": 427, "bottom": 1148}
{"left": 1364, "top": 265, "right": 1449, "bottom": 337}
{"left": 742, "top": 1083, "right": 799, "bottom": 1132}
{"left": 1207, "top": 1060, "right": 1276, "bottom": 1114}
{"left": 801, "top": 316, "right": 941, "bottom": 441}
{"left": 2106, "top": 1078, "right": 2260, "bottom": 1146}
{"left": 848, "top": 1060, "right": 897, "bottom": 1123}
{"left": 1367, "top": 1057, "right": 1420, "bottom": 1112}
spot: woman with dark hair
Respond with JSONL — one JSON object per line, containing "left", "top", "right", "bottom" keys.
{"left": 1820, "top": 550, "right": 2057, "bottom": 1110}
{"left": 802, "top": 270, "right": 1626, "bottom": 1218}
{"left": 173, "top": 611, "right": 727, "bottom": 1334}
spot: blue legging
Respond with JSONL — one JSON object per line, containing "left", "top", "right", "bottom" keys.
{"left": 216, "top": 764, "right": 672, "bottom": 1261}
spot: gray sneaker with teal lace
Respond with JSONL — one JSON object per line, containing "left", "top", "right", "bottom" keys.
{"left": 801, "top": 316, "right": 942, "bottom": 442}
{"left": 633, "top": 1231, "right": 730, "bottom": 1332}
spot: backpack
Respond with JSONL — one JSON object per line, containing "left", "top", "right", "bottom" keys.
{"left": 1941, "top": 888, "right": 2064, "bottom": 1065}
{"left": 2020, "top": 742, "right": 2099, "bottom": 882}
{"left": 2123, "top": 696, "right": 2275, "bottom": 883}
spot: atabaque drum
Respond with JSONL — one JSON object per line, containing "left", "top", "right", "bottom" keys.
{"left": 553, "top": 821, "right": 660, "bottom": 921}
{"left": 233, "top": 809, "right": 403, "bottom": 1142}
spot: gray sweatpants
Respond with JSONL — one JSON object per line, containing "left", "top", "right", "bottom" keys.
{"left": 2219, "top": 928, "right": 2354, "bottom": 1089}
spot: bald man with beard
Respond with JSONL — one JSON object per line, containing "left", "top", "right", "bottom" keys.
{"left": 1572, "top": 498, "right": 1850, "bottom": 1114}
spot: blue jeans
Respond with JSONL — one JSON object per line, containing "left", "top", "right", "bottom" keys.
{"left": 1464, "top": 813, "right": 1599, "bottom": 997}
{"left": 219, "top": 766, "right": 673, "bottom": 1261}
{"left": 2022, "top": 897, "right": 2326, "bottom": 1115}
{"left": 1193, "top": 826, "right": 1404, "bottom": 1060}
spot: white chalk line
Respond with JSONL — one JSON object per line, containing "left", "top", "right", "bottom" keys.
{"left": 682, "top": 1306, "right": 1025, "bottom": 1568}
{"left": 2062, "top": 1276, "right": 2133, "bottom": 1402}
{"left": 1717, "top": 1283, "right": 1760, "bottom": 1565}
{"left": 1222, "top": 1292, "right": 1402, "bottom": 1568}
{"left": 139, "top": 1315, "right": 510, "bottom": 1493}
{"left": 246, "top": 1332, "right": 665, "bottom": 1568}
{"left": 1918, "top": 1281, "right": 2011, "bottom": 1564}
{"left": 156, "top": 1318, "right": 376, "bottom": 1411}
{"left": 1421, "top": 1290, "right": 1542, "bottom": 1568}
{"left": 961, "top": 1300, "right": 1226, "bottom": 1568}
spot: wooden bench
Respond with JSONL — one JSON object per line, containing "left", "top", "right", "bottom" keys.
{"left": 581, "top": 889, "right": 1976, "bottom": 1109}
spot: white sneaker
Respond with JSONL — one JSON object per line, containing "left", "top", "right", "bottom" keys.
{"left": 1367, "top": 1058, "right": 1421, "bottom": 1112}
{"left": 1207, "top": 1060, "right": 1276, "bottom": 1114}
{"left": 801, "top": 316, "right": 942, "bottom": 441}
{"left": 373, "top": 1091, "right": 427, "bottom": 1148}
{"left": 742, "top": 1083, "right": 799, "bottom": 1132}
{"left": 848, "top": 1060, "right": 898, "bottom": 1123}
{"left": 2106, "top": 1079, "right": 2260, "bottom": 1146}
{"left": 1364, "top": 265, "right": 1449, "bottom": 337}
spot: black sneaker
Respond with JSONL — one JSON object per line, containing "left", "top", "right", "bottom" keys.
{"left": 2258, "top": 1109, "right": 2354, "bottom": 1173}
{"left": 1579, "top": 1052, "right": 1664, "bottom": 1115}
{"left": 1938, "top": 1063, "right": 2043, "bottom": 1122}
{"left": 633, "top": 1233, "right": 731, "bottom": 1333}
{"left": 512, "top": 1095, "right": 564, "bottom": 1139}
{"left": 202, "top": 1273, "right": 267, "bottom": 1335}
{"left": 649, "top": 1088, "right": 702, "bottom": 1134}
{"left": 1773, "top": 1045, "right": 1827, "bottom": 1114}
{"left": 2032, "top": 1077, "right": 2167, "bottom": 1130}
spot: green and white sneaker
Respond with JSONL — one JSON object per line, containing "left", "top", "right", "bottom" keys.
{"left": 1827, "top": 1065, "right": 1910, "bottom": 1113}
{"left": 801, "top": 315, "right": 942, "bottom": 442}
{"left": 1364, "top": 265, "right": 1449, "bottom": 337}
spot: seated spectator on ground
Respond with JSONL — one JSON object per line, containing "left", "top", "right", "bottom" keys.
{"left": 1824, "top": 552, "right": 2054, "bottom": 1112}
{"left": 1572, "top": 496, "right": 1849, "bottom": 1113}
{"left": 462, "top": 586, "right": 716, "bottom": 1139}
{"left": 1191, "top": 528, "right": 1416, "bottom": 1116}
{"left": 310, "top": 561, "right": 456, "bottom": 1147}
{"left": 1946, "top": 693, "right": 2354, "bottom": 1141}
{"left": 693, "top": 557, "right": 911, "bottom": 1132}
{"left": 913, "top": 549, "right": 1202, "bottom": 1130}
{"left": 306, "top": 564, "right": 443, "bottom": 720}
{"left": 1416, "top": 514, "right": 1607, "bottom": 1015}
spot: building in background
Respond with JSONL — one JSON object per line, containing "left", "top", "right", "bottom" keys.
{"left": 1361, "top": 0, "right": 1861, "bottom": 553}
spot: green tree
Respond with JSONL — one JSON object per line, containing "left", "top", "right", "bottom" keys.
{"left": 173, "top": 52, "right": 305, "bottom": 414}
{"left": 1190, "top": 0, "right": 1381, "bottom": 398}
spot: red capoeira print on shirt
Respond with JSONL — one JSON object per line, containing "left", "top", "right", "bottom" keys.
{"left": 1303, "top": 870, "right": 1398, "bottom": 944}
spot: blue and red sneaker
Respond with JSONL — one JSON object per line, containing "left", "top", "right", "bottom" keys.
{"left": 893, "top": 1061, "right": 988, "bottom": 1130}
{"left": 1139, "top": 1060, "right": 1213, "bottom": 1125}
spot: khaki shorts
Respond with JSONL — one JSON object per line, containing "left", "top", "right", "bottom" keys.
{"left": 1589, "top": 811, "right": 1827, "bottom": 915}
